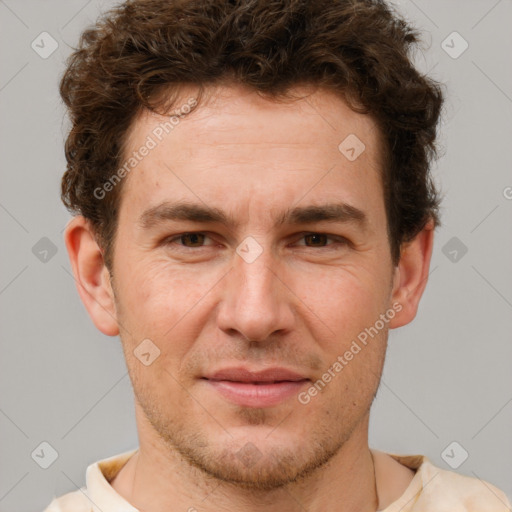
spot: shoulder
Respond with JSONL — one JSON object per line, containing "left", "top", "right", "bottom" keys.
{"left": 43, "top": 489, "right": 92, "bottom": 512}
{"left": 41, "top": 449, "right": 138, "bottom": 512}
{"left": 421, "top": 461, "right": 510, "bottom": 511}
{"left": 387, "top": 451, "right": 511, "bottom": 511}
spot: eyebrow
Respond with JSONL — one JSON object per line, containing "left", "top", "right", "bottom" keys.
{"left": 138, "top": 201, "right": 368, "bottom": 231}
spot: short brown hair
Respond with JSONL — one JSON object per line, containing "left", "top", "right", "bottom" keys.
{"left": 60, "top": 0, "right": 444, "bottom": 269}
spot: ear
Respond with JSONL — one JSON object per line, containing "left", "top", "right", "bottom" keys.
{"left": 389, "top": 218, "right": 435, "bottom": 329}
{"left": 64, "top": 216, "right": 119, "bottom": 336}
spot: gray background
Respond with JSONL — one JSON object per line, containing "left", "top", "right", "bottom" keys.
{"left": 0, "top": 0, "right": 511, "bottom": 510}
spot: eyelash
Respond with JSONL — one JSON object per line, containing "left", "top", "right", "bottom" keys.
{"left": 163, "top": 232, "right": 349, "bottom": 250}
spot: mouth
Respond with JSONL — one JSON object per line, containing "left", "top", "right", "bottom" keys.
{"left": 201, "top": 367, "right": 310, "bottom": 407}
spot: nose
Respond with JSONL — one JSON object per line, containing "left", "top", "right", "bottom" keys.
{"left": 216, "top": 248, "right": 295, "bottom": 342}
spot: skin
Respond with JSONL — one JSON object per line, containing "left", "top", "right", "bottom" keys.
{"left": 65, "top": 83, "right": 433, "bottom": 512}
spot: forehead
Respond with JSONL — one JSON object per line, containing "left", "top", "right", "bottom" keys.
{"left": 126, "top": 83, "right": 382, "bottom": 156}
{"left": 119, "top": 83, "right": 385, "bottom": 226}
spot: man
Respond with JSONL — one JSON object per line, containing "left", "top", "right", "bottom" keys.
{"left": 45, "top": 0, "right": 510, "bottom": 510}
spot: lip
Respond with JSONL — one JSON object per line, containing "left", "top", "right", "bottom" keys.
{"left": 204, "top": 366, "right": 308, "bottom": 383}
{"left": 201, "top": 367, "right": 310, "bottom": 407}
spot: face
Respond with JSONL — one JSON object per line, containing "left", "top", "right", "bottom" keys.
{"left": 102, "top": 84, "right": 399, "bottom": 488}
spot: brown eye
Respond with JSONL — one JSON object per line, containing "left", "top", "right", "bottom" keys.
{"left": 294, "top": 232, "right": 350, "bottom": 250}
{"left": 179, "top": 233, "right": 206, "bottom": 247}
{"left": 303, "top": 233, "right": 328, "bottom": 247}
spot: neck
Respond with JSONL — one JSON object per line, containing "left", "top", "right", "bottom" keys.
{"left": 112, "top": 415, "right": 379, "bottom": 512}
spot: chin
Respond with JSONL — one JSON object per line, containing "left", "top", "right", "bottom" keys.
{"left": 183, "top": 438, "right": 342, "bottom": 491}
{"left": 154, "top": 416, "right": 346, "bottom": 491}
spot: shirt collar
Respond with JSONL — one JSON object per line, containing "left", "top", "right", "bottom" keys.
{"left": 86, "top": 449, "right": 139, "bottom": 512}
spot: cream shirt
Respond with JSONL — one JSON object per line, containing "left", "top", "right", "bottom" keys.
{"left": 44, "top": 449, "right": 511, "bottom": 512}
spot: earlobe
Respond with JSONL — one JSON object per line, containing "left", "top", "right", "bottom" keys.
{"left": 389, "top": 219, "right": 435, "bottom": 329}
{"left": 64, "top": 216, "right": 119, "bottom": 336}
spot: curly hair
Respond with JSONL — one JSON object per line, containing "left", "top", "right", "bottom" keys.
{"left": 60, "top": 0, "right": 444, "bottom": 269}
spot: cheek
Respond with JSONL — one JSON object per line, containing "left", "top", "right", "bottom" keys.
{"left": 118, "top": 257, "right": 191, "bottom": 313}
{"left": 115, "top": 263, "right": 204, "bottom": 393}
{"left": 293, "top": 263, "right": 390, "bottom": 345}
{"left": 114, "top": 257, "right": 223, "bottom": 355}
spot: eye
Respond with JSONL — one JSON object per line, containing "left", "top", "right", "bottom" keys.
{"left": 303, "top": 233, "right": 329, "bottom": 247}
{"left": 295, "top": 232, "right": 349, "bottom": 248}
{"left": 165, "top": 232, "right": 214, "bottom": 248}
